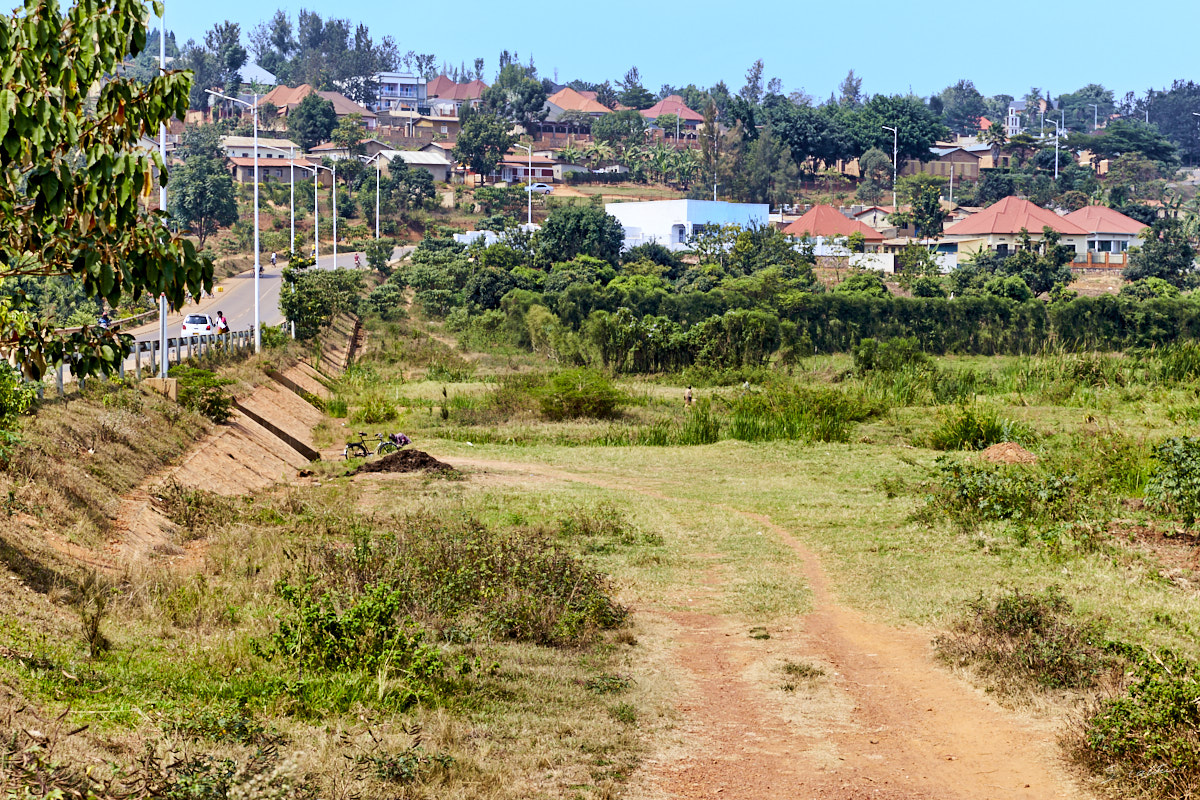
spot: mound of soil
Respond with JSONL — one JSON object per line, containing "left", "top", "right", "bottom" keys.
{"left": 981, "top": 441, "right": 1038, "bottom": 464}
{"left": 356, "top": 449, "right": 454, "bottom": 474}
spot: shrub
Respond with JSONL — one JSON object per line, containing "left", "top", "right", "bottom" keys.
{"left": 934, "top": 586, "right": 1121, "bottom": 692}
{"left": 1070, "top": 646, "right": 1200, "bottom": 799}
{"left": 922, "top": 458, "right": 1077, "bottom": 525}
{"left": 924, "top": 404, "right": 1035, "bottom": 451}
{"left": 852, "top": 336, "right": 929, "bottom": 374}
{"left": 267, "top": 578, "right": 446, "bottom": 693}
{"left": 538, "top": 368, "right": 625, "bottom": 421}
{"left": 1144, "top": 436, "right": 1200, "bottom": 524}
{"left": 291, "top": 513, "right": 627, "bottom": 647}
{"left": 173, "top": 365, "right": 235, "bottom": 423}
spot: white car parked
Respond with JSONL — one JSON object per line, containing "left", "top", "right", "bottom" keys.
{"left": 525, "top": 182, "right": 554, "bottom": 195}
{"left": 181, "top": 313, "right": 216, "bottom": 338}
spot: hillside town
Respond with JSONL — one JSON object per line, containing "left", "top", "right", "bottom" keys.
{"left": 9, "top": 4, "right": 1200, "bottom": 800}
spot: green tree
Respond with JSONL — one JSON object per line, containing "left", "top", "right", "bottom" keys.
{"left": 538, "top": 205, "right": 625, "bottom": 266}
{"left": 331, "top": 113, "right": 366, "bottom": 157}
{"left": 938, "top": 79, "right": 987, "bottom": 135}
{"left": 1, "top": 0, "right": 212, "bottom": 379}
{"left": 1056, "top": 83, "right": 1115, "bottom": 132}
{"left": 288, "top": 92, "right": 337, "bottom": 151}
{"left": 481, "top": 63, "right": 547, "bottom": 129}
{"left": 890, "top": 174, "right": 949, "bottom": 238}
{"left": 996, "top": 228, "right": 1076, "bottom": 295}
{"left": 169, "top": 128, "right": 238, "bottom": 248}
{"left": 855, "top": 147, "right": 893, "bottom": 203}
{"left": 855, "top": 94, "right": 950, "bottom": 163}
{"left": 279, "top": 265, "right": 364, "bottom": 339}
{"left": 363, "top": 238, "right": 394, "bottom": 277}
{"left": 591, "top": 110, "right": 649, "bottom": 158}
{"left": 1123, "top": 218, "right": 1197, "bottom": 288}
{"left": 616, "top": 66, "right": 655, "bottom": 110}
{"left": 453, "top": 109, "right": 518, "bottom": 186}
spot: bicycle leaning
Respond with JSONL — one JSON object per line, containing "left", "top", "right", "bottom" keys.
{"left": 342, "top": 431, "right": 412, "bottom": 460}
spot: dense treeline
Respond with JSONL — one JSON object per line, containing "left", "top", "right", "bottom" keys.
{"left": 380, "top": 206, "right": 1200, "bottom": 375}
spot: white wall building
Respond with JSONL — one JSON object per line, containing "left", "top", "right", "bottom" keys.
{"left": 603, "top": 200, "right": 770, "bottom": 252}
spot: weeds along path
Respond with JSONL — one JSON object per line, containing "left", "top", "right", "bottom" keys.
{"left": 446, "top": 456, "right": 1094, "bottom": 800}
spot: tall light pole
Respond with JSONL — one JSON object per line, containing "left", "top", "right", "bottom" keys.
{"left": 207, "top": 88, "right": 261, "bottom": 353}
{"left": 290, "top": 161, "right": 319, "bottom": 263}
{"left": 313, "top": 163, "right": 337, "bottom": 265}
{"left": 1088, "top": 103, "right": 1098, "bottom": 131}
{"left": 513, "top": 142, "right": 532, "bottom": 225}
{"left": 1048, "top": 118, "right": 1061, "bottom": 180}
{"left": 256, "top": 143, "right": 299, "bottom": 255}
{"left": 882, "top": 125, "right": 898, "bottom": 210}
{"left": 158, "top": 4, "right": 168, "bottom": 378}
{"left": 359, "top": 151, "right": 386, "bottom": 241}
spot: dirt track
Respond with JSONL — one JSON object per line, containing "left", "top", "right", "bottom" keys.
{"left": 447, "top": 457, "right": 1094, "bottom": 800}
{"left": 106, "top": 406, "right": 1096, "bottom": 799}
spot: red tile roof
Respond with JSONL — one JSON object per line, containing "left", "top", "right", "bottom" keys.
{"left": 427, "top": 76, "right": 487, "bottom": 101}
{"left": 782, "top": 205, "right": 885, "bottom": 241}
{"left": 943, "top": 196, "right": 1088, "bottom": 236}
{"left": 546, "top": 87, "right": 611, "bottom": 115}
{"left": 1063, "top": 205, "right": 1148, "bottom": 235}
{"left": 640, "top": 95, "right": 703, "bottom": 122}
{"left": 255, "top": 84, "right": 375, "bottom": 118}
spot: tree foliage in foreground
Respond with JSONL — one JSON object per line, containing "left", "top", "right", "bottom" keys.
{"left": 1, "top": 0, "right": 212, "bottom": 378}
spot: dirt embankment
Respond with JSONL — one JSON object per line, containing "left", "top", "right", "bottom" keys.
{"left": 111, "top": 362, "right": 330, "bottom": 566}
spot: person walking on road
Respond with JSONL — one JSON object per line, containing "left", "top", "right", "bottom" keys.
{"left": 216, "top": 311, "right": 230, "bottom": 334}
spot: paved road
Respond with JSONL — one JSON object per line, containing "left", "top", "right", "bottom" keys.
{"left": 122, "top": 250, "right": 383, "bottom": 343}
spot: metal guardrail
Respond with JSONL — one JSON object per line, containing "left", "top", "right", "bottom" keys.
{"left": 46, "top": 328, "right": 261, "bottom": 397}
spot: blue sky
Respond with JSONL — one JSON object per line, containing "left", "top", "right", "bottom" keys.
{"left": 160, "top": 0, "right": 1197, "bottom": 105}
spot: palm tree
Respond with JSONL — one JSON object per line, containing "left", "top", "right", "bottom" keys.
{"left": 670, "top": 149, "right": 701, "bottom": 189}
{"left": 585, "top": 141, "right": 614, "bottom": 169}
{"left": 558, "top": 144, "right": 583, "bottom": 165}
{"left": 648, "top": 141, "right": 673, "bottom": 184}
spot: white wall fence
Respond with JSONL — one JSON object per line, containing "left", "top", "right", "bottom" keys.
{"left": 847, "top": 253, "right": 958, "bottom": 274}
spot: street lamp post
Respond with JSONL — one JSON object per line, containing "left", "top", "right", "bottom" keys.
{"left": 207, "top": 88, "right": 262, "bottom": 353}
{"left": 881, "top": 125, "right": 898, "bottom": 210}
{"left": 312, "top": 163, "right": 337, "bottom": 265}
{"left": 158, "top": 2, "right": 168, "bottom": 377}
{"left": 1048, "top": 118, "right": 1061, "bottom": 180}
{"left": 290, "top": 161, "right": 319, "bottom": 263}
{"left": 513, "top": 142, "right": 532, "bottom": 226}
{"left": 255, "top": 143, "right": 300, "bottom": 256}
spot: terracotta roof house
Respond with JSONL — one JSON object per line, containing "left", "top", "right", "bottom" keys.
{"left": 256, "top": 85, "right": 378, "bottom": 129}
{"left": 782, "top": 204, "right": 886, "bottom": 252}
{"left": 227, "top": 156, "right": 317, "bottom": 185}
{"left": 942, "top": 196, "right": 1088, "bottom": 255}
{"left": 640, "top": 95, "right": 703, "bottom": 139}
{"left": 544, "top": 87, "right": 612, "bottom": 121}
{"left": 1063, "top": 205, "right": 1148, "bottom": 263}
{"left": 427, "top": 76, "right": 487, "bottom": 102}
{"left": 641, "top": 95, "right": 703, "bottom": 124}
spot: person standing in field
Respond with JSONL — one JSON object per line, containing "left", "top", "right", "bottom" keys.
{"left": 685, "top": 386, "right": 694, "bottom": 407}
